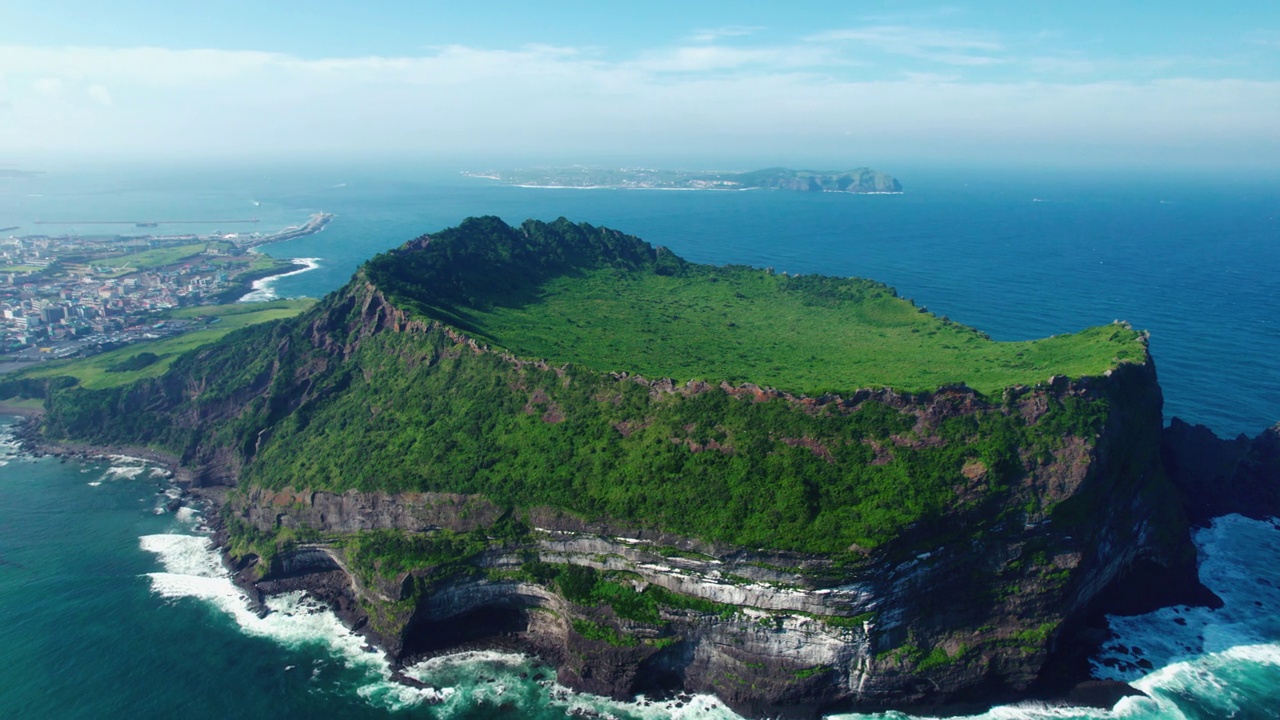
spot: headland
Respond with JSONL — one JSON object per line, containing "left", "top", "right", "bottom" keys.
{"left": 4, "top": 216, "right": 1276, "bottom": 718}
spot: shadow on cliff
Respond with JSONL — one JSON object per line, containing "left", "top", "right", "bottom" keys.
{"left": 1164, "top": 418, "right": 1280, "bottom": 525}
{"left": 1029, "top": 416, "right": 1279, "bottom": 709}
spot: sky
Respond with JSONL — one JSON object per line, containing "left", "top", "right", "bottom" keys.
{"left": 2, "top": 1, "right": 1279, "bottom": 169}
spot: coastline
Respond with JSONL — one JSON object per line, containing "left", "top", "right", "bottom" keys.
{"left": 0, "top": 412, "right": 1203, "bottom": 717}
{"left": 11, "top": 415, "right": 185, "bottom": 475}
{"left": 194, "top": 212, "right": 330, "bottom": 303}
{"left": 205, "top": 258, "right": 305, "bottom": 305}
{"left": 236, "top": 256, "right": 321, "bottom": 302}
{"left": 238, "top": 212, "right": 332, "bottom": 250}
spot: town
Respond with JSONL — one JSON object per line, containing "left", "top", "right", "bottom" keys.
{"left": 0, "top": 212, "right": 330, "bottom": 364}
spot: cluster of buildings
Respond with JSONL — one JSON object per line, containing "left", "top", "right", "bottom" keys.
{"left": 0, "top": 234, "right": 247, "bottom": 352}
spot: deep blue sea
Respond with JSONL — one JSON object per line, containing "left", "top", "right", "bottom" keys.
{"left": 1, "top": 165, "right": 1278, "bottom": 718}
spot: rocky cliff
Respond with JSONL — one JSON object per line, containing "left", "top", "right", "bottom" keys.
{"left": 210, "top": 281, "right": 1186, "bottom": 717}
{"left": 24, "top": 218, "right": 1208, "bottom": 717}
{"left": 1163, "top": 418, "right": 1280, "bottom": 523}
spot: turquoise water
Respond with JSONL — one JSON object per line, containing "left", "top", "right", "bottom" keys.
{"left": 1, "top": 423, "right": 1277, "bottom": 720}
{"left": 1, "top": 165, "right": 1279, "bottom": 718}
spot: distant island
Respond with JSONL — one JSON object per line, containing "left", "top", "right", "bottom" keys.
{"left": 465, "top": 166, "right": 903, "bottom": 194}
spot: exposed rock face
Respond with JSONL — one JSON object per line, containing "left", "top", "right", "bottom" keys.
{"left": 1163, "top": 418, "right": 1280, "bottom": 523}
{"left": 25, "top": 225, "right": 1218, "bottom": 717}
{"left": 212, "top": 303, "right": 1192, "bottom": 716}
{"left": 245, "top": 488, "right": 504, "bottom": 534}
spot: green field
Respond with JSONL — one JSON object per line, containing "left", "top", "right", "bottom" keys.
{"left": 93, "top": 243, "right": 210, "bottom": 275}
{"left": 448, "top": 269, "right": 1140, "bottom": 397}
{"left": 19, "top": 299, "right": 314, "bottom": 389}
{"left": 246, "top": 252, "right": 282, "bottom": 272}
{"left": 0, "top": 265, "right": 45, "bottom": 273}
{"left": 371, "top": 217, "right": 1143, "bottom": 397}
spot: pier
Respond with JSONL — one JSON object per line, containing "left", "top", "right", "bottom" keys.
{"left": 33, "top": 219, "right": 260, "bottom": 226}
{"left": 239, "top": 213, "right": 332, "bottom": 248}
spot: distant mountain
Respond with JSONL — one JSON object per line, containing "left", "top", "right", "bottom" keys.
{"left": 464, "top": 166, "right": 903, "bottom": 193}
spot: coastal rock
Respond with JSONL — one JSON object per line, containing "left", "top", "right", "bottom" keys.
{"left": 244, "top": 488, "right": 503, "bottom": 534}
{"left": 1163, "top": 418, "right": 1280, "bottom": 522}
{"left": 211, "top": 355, "right": 1193, "bottom": 717}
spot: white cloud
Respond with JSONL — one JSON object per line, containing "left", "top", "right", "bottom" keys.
{"left": 808, "top": 25, "right": 1004, "bottom": 66}
{"left": 1246, "top": 30, "right": 1280, "bottom": 48}
{"left": 87, "top": 83, "right": 112, "bottom": 106}
{"left": 0, "top": 44, "right": 1275, "bottom": 167}
{"left": 687, "top": 26, "right": 764, "bottom": 43}
{"left": 33, "top": 77, "right": 65, "bottom": 97}
{"left": 632, "top": 44, "right": 842, "bottom": 73}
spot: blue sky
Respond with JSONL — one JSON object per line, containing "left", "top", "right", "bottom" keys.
{"left": 2, "top": 1, "right": 1279, "bottom": 168}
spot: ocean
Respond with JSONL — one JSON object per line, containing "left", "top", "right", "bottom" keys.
{"left": 0, "top": 164, "right": 1278, "bottom": 718}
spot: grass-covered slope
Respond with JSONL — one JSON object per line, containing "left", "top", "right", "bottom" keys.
{"left": 17, "top": 299, "right": 314, "bottom": 389}
{"left": 367, "top": 217, "right": 1142, "bottom": 396}
{"left": 26, "top": 217, "right": 1153, "bottom": 554}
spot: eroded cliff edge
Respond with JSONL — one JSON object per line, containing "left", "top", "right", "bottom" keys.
{"left": 16, "top": 218, "right": 1211, "bottom": 717}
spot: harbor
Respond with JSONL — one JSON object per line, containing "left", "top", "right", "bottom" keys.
{"left": 0, "top": 212, "right": 331, "bottom": 359}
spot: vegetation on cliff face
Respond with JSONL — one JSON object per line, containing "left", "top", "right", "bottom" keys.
{"left": 6, "top": 216, "right": 1192, "bottom": 711}
{"left": 14, "top": 217, "right": 1147, "bottom": 556}
{"left": 232, "top": 322, "right": 1115, "bottom": 553}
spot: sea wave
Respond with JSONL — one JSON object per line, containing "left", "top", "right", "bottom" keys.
{"left": 87, "top": 457, "right": 151, "bottom": 487}
{"left": 833, "top": 515, "right": 1280, "bottom": 720}
{"left": 138, "top": 530, "right": 738, "bottom": 717}
{"left": 138, "top": 532, "right": 440, "bottom": 709}
{"left": 1094, "top": 515, "right": 1280, "bottom": 681}
{"left": 136, "top": 515, "right": 1280, "bottom": 719}
{"left": 238, "top": 257, "right": 321, "bottom": 302}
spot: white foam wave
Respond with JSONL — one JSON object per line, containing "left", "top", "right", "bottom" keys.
{"left": 89, "top": 461, "right": 150, "bottom": 487}
{"left": 239, "top": 257, "right": 320, "bottom": 302}
{"left": 139, "top": 532, "right": 438, "bottom": 711}
{"left": 107, "top": 465, "right": 147, "bottom": 479}
{"left": 1220, "top": 642, "right": 1280, "bottom": 666}
{"left": 829, "top": 515, "right": 1280, "bottom": 720}
{"left": 134, "top": 515, "right": 1280, "bottom": 719}
{"left": 1094, "top": 515, "right": 1280, "bottom": 681}
{"left": 400, "top": 650, "right": 741, "bottom": 720}
{"left": 143, "top": 531, "right": 742, "bottom": 719}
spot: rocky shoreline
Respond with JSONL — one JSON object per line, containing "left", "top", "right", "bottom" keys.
{"left": 214, "top": 257, "right": 312, "bottom": 304}
{"left": 4, "top": 414, "right": 1136, "bottom": 717}
{"left": 7, "top": 403, "right": 1275, "bottom": 718}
